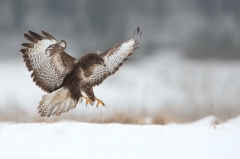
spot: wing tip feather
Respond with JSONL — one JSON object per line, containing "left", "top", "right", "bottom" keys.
{"left": 28, "top": 30, "right": 45, "bottom": 40}
{"left": 23, "top": 33, "right": 38, "bottom": 43}
{"left": 41, "top": 30, "right": 56, "bottom": 41}
{"left": 22, "top": 43, "right": 34, "bottom": 48}
{"left": 137, "top": 27, "right": 140, "bottom": 34}
{"left": 19, "top": 49, "right": 26, "bottom": 54}
{"left": 134, "top": 47, "right": 140, "bottom": 51}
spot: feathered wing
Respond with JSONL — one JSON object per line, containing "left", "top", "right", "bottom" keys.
{"left": 20, "top": 31, "right": 78, "bottom": 93}
{"left": 89, "top": 27, "right": 142, "bottom": 86}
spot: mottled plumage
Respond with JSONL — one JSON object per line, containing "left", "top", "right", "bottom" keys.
{"left": 20, "top": 27, "right": 142, "bottom": 117}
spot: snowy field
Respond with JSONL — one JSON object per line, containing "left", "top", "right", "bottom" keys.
{"left": 0, "top": 116, "right": 240, "bottom": 159}
{"left": 1, "top": 51, "right": 240, "bottom": 158}
{"left": 1, "top": 51, "right": 240, "bottom": 123}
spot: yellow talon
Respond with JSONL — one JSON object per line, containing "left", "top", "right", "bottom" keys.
{"left": 95, "top": 98, "right": 106, "bottom": 107}
{"left": 82, "top": 96, "right": 93, "bottom": 106}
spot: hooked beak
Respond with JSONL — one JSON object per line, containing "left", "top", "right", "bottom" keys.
{"left": 101, "top": 61, "right": 106, "bottom": 67}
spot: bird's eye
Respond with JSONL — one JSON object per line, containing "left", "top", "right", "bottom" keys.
{"left": 98, "top": 60, "right": 102, "bottom": 63}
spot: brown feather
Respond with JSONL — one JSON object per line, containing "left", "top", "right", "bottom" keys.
{"left": 133, "top": 47, "right": 140, "bottom": 51}
{"left": 21, "top": 30, "right": 78, "bottom": 93}
{"left": 89, "top": 28, "right": 141, "bottom": 87}
{"left": 41, "top": 30, "right": 56, "bottom": 40}
{"left": 29, "top": 31, "right": 46, "bottom": 40}
{"left": 23, "top": 34, "right": 38, "bottom": 43}
{"left": 137, "top": 27, "right": 140, "bottom": 34}
{"left": 22, "top": 43, "right": 34, "bottom": 48}
{"left": 20, "top": 49, "right": 27, "bottom": 54}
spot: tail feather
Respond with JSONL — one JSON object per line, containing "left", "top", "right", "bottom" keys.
{"left": 42, "top": 104, "right": 57, "bottom": 117}
{"left": 38, "top": 87, "right": 78, "bottom": 117}
{"left": 62, "top": 99, "right": 72, "bottom": 113}
{"left": 55, "top": 103, "right": 64, "bottom": 116}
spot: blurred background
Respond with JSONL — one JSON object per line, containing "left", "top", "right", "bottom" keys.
{"left": 1, "top": 0, "right": 240, "bottom": 124}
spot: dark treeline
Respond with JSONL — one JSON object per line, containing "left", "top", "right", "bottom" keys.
{"left": 1, "top": 0, "right": 240, "bottom": 60}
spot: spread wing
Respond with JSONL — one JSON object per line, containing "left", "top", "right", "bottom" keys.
{"left": 89, "top": 27, "right": 142, "bottom": 86}
{"left": 20, "top": 31, "right": 78, "bottom": 93}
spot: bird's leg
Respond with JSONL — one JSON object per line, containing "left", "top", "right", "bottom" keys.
{"left": 95, "top": 98, "right": 106, "bottom": 107}
{"left": 84, "top": 87, "right": 105, "bottom": 108}
{"left": 82, "top": 96, "right": 93, "bottom": 106}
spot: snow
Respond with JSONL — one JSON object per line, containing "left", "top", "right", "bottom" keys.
{"left": 0, "top": 116, "right": 240, "bottom": 159}
{"left": 1, "top": 51, "right": 240, "bottom": 158}
{"left": 1, "top": 51, "right": 240, "bottom": 123}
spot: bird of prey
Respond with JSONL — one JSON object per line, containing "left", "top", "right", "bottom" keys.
{"left": 20, "top": 27, "right": 142, "bottom": 117}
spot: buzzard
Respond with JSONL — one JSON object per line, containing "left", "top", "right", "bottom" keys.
{"left": 20, "top": 27, "right": 142, "bottom": 117}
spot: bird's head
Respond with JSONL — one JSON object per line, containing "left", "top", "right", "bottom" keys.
{"left": 88, "top": 53, "right": 106, "bottom": 67}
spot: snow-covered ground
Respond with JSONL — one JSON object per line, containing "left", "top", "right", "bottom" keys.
{"left": 1, "top": 50, "right": 240, "bottom": 158}
{"left": 0, "top": 116, "right": 240, "bottom": 159}
{"left": 1, "top": 51, "right": 240, "bottom": 123}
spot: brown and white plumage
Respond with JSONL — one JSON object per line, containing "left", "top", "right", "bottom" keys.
{"left": 20, "top": 31, "right": 78, "bottom": 93}
{"left": 20, "top": 27, "right": 142, "bottom": 117}
{"left": 90, "top": 28, "right": 141, "bottom": 86}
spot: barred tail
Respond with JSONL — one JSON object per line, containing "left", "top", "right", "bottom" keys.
{"left": 38, "top": 87, "right": 82, "bottom": 117}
